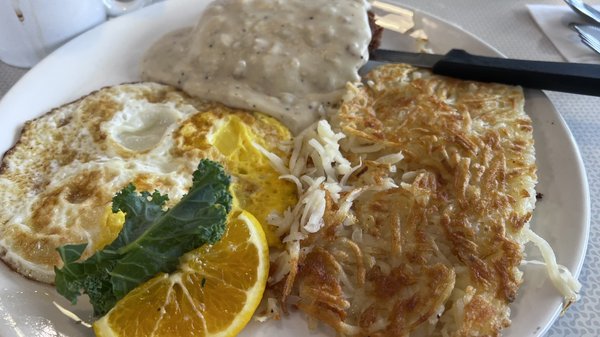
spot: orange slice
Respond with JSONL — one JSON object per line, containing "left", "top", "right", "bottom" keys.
{"left": 92, "top": 209, "right": 269, "bottom": 337}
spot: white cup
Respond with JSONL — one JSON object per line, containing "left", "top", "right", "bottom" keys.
{"left": 0, "top": 0, "right": 151, "bottom": 68}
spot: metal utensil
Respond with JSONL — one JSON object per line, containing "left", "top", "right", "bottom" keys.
{"left": 564, "top": 0, "right": 600, "bottom": 25}
{"left": 366, "top": 49, "right": 600, "bottom": 96}
{"left": 580, "top": 33, "right": 600, "bottom": 54}
{"left": 571, "top": 23, "right": 600, "bottom": 54}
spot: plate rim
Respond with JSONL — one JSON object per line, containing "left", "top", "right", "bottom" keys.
{"left": 0, "top": 1, "right": 591, "bottom": 336}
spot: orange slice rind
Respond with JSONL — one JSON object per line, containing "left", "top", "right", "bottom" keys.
{"left": 93, "top": 209, "right": 269, "bottom": 337}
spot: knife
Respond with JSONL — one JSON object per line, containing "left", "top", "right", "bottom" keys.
{"left": 368, "top": 49, "right": 600, "bottom": 96}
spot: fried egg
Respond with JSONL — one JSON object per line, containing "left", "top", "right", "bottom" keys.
{"left": 0, "top": 82, "right": 297, "bottom": 283}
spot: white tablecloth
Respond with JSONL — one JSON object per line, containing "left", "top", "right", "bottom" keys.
{"left": 1, "top": 0, "right": 599, "bottom": 336}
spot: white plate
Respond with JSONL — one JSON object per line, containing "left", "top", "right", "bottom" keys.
{"left": 0, "top": 1, "right": 590, "bottom": 336}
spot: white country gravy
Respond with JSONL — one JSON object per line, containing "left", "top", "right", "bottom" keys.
{"left": 141, "top": 0, "right": 371, "bottom": 134}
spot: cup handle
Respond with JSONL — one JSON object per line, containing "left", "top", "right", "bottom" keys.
{"left": 102, "top": 0, "right": 149, "bottom": 17}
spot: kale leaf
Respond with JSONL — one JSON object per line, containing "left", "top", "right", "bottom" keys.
{"left": 54, "top": 159, "right": 232, "bottom": 316}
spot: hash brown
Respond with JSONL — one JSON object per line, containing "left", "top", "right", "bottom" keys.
{"left": 290, "top": 64, "right": 537, "bottom": 336}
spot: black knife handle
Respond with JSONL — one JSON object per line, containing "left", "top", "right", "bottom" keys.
{"left": 432, "top": 49, "right": 600, "bottom": 96}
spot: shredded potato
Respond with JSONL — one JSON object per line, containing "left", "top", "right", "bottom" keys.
{"left": 254, "top": 64, "right": 580, "bottom": 337}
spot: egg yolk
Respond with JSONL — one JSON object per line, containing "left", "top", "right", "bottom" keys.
{"left": 210, "top": 115, "right": 297, "bottom": 247}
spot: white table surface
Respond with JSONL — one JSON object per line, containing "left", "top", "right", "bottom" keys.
{"left": 1, "top": 0, "right": 599, "bottom": 336}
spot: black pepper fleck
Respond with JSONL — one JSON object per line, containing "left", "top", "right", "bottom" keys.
{"left": 536, "top": 192, "right": 543, "bottom": 200}
{"left": 15, "top": 10, "right": 24, "bottom": 22}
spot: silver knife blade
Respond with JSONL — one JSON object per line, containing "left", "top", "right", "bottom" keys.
{"left": 370, "top": 49, "right": 443, "bottom": 68}
{"left": 358, "top": 50, "right": 443, "bottom": 76}
{"left": 572, "top": 23, "right": 600, "bottom": 44}
{"left": 564, "top": 0, "right": 600, "bottom": 25}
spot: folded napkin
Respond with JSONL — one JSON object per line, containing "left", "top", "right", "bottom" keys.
{"left": 527, "top": 4, "right": 600, "bottom": 63}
